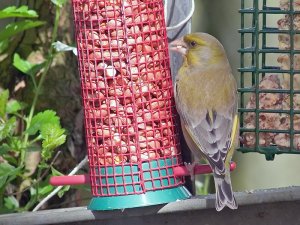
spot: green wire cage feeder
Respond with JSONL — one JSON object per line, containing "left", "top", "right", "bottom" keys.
{"left": 239, "top": 0, "right": 300, "bottom": 160}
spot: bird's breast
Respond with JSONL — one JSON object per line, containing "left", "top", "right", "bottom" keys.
{"left": 176, "top": 68, "right": 235, "bottom": 115}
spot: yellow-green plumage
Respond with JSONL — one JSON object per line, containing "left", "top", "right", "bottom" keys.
{"left": 171, "top": 32, "right": 238, "bottom": 211}
{"left": 177, "top": 65, "right": 235, "bottom": 121}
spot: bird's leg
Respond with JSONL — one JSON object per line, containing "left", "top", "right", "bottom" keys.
{"left": 239, "top": 136, "right": 245, "bottom": 144}
{"left": 184, "top": 161, "right": 197, "bottom": 182}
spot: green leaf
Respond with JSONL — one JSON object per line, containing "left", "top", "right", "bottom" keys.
{"left": 0, "top": 162, "right": 15, "bottom": 176}
{"left": 0, "top": 205, "right": 15, "bottom": 214}
{"left": 51, "top": 0, "right": 67, "bottom": 8}
{"left": 42, "top": 134, "right": 66, "bottom": 160}
{"left": 38, "top": 161, "right": 49, "bottom": 169}
{"left": 13, "top": 53, "right": 45, "bottom": 77}
{"left": 26, "top": 110, "right": 66, "bottom": 160}
{"left": 37, "top": 177, "right": 55, "bottom": 196}
{"left": 51, "top": 166, "right": 64, "bottom": 176}
{"left": 0, "top": 163, "right": 21, "bottom": 189}
{"left": 26, "top": 110, "right": 60, "bottom": 135}
{"left": 0, "top": 117, "right": 16, "bottom": 142}
{"left": 0, "top": 143, "right": 10, "bottom": 155}
{"left": 0, "top": 20, "right": 45, "bottom": 42}
{"left": 4, "top": 155, "right": 18, "bottom": 166}
{"left": 6, "top": 100, "right": 26, "bottom": 114}
{"left": 4, "top": 196, "right": 19, "bottom": 210}
{"left": 41, "top": 124, "right": 66, "bottom": 160}
{"left": 0, "top": 175, "right": 8, "bottom": 188}
{"left": 0, "top": 89, "right": 9, "bottom": 118}
{"left": 38, "top": 184, "right": 54, "bottom": 196}
{"left": 8, "top": 136, "right": 23, "bottom": 152}
{"left": 13, "top": 53, "right": 34, "bottom": 75}
{"left": 0, "top": 39, "right": 9, "bottom": 54}
{"left": 0, "top": 6, "right": 38, "bottom": 19}
{"left": 58, "top": 185, "right": 70, "bottom": 198}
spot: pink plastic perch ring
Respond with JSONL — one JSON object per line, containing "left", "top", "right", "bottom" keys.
{"left": 49, "top": 162, "right": 237, "bottom": 186}
{"left": 50, "top": 174, "right": 90, "bottom": 186}
{"left": 173, "top": 161, "right": 237, "bottom": 177}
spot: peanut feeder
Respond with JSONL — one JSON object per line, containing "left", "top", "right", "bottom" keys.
{"left": 53, "top": 0, "right": 191, "bottom": 210}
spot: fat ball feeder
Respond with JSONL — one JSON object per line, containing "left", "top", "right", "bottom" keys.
{"left": 239, "top": 0, "right": 300, "bottom": 160}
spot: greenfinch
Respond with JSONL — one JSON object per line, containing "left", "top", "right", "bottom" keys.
{"left": 170, "top": 32, "right": 238, "bottom": 211}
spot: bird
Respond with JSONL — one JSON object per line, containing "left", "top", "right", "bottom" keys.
{"left": 170, "top": 32, "right": 239, "bottom": 211}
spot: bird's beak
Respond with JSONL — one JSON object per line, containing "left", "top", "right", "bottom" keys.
{"left": 169, "top": 37, "right": 188, "bottom": 55}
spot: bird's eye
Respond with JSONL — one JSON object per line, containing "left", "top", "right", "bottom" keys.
{"left": 190, "top": 41, "right": 197, "bottom": 47}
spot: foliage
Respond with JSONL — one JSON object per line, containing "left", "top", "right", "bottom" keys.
{"left": 0, "top": 2, "right": 70, "bottom": 213}
{"left": 0, "top": 6, "right": 44, "bottom": 54}
{"left": 0, "top": 6, "right": 38, "bottom": 19}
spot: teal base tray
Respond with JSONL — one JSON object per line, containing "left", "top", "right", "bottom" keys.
{"left": 88, "top": 185, "right": 191, "bottom": 210}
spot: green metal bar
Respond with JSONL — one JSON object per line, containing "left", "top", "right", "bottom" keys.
{"left": 240, "top": 129, "right": 293, "bottom": 134}
{"left": 239, "top": 28, "right": 256, "bottom": 33}
{"left": 239, "top": 48, "right": 300, "bottom": 54}
{"left": 239, "top": 146, "right": 300, "bottom": 155}
{"left": 239, "top": 28, "right": 300, "bottom": 34}
{"left": 288, "top": 0, "right": 295, "bottom": 151}
{"left": 239, "top": 7, "right": 300, "bottom": 14}
{"left": 238, "top": 108, "right": 300, "bottom": 114}
{"left": 239, "top": 0, "right": 245, "bottom": 131}
{"left": 262, "top": 0, "right": 267, "bottom": 81}
{"left": 238, "top": 47, "right": 255, "bottom": 53}
{"left": 253, "top": 0, "right": 260, "bottom": 158}
{"left": 238, "top": 88, "right": 300, "bottom": 94}
{"left": 259, "top": 29, "right": 300, "bottom": 34}
{"left": 239, "top": 68, "right": 300, "bottom": 73}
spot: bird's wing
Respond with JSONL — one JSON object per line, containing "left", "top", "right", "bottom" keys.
{"left": 182, "top": 109, "right": 235, "bottom": 175}
{"left": 175, "top": 72, "right": 237, "bottom": 175}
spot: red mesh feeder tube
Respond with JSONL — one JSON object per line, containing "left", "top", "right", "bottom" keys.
{"left": 71, "top": 0, "right": 191, "bottom": 210}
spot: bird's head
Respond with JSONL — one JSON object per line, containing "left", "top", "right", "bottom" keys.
{"left": 169, "top": 32, "right": 227, "bottom": 66}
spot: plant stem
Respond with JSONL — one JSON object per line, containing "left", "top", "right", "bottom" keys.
{"left": 22, "top": 165, "right": 43, "bottom": 212}
{"left": 28, "top": 135, "right": 42, "bottom": 146}
{"left": 21, "top": 6, "right": 61, "bottom": 165}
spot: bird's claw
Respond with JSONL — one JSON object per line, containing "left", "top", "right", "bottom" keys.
{"left": 184, "top": 162, "right": 197, "bottom": 182}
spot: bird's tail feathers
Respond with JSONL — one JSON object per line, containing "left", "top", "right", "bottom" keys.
{"left": 213, "top": 172, "right": 238, "bottom": 211}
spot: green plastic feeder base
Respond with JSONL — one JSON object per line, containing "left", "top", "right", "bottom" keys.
{"left": 88, "top": 185, "right": 191, "bottom": 210}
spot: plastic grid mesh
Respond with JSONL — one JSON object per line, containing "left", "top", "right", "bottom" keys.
{"left": 71, "top": 0, "right": 183, "bottom": 196}
{"left": 239, "top": 0, "right": 300, "bottom": 160}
